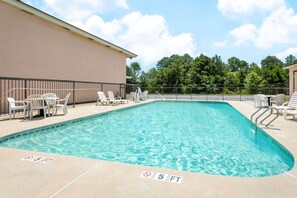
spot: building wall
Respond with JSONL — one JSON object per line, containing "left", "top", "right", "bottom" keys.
{"left": 0, "top": 2, "right": 127, "bottom": 84}
{"left": 289, "top": 66, "right": 297, "bottom": 96}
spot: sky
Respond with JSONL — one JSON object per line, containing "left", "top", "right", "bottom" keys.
{"left": 23, "top": 0, "right": 297, "bottom": 71}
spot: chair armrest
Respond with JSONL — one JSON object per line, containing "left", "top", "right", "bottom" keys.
{"left": 56, "top": 99, "right": 66, "bottom": 104}
{"left": 15, "top": 100, "right": 27, "bottom": 106}
{"left": 281, "top": 102, "right": 288, "bottom": 106}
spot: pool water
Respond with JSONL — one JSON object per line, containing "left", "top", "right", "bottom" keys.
{"left": 0, "top": 101, "right": 294, "bottom": 177}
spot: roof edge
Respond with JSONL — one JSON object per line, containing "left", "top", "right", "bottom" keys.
{"left": 2, "top": 0, "right": 137, "bottom": 59}
{"left": 283, "top": 63, "right": 297, "bottom": 70}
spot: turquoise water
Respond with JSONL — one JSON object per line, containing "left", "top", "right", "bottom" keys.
{"left": 0, "top": 101, "right": 294, "bottom": 177}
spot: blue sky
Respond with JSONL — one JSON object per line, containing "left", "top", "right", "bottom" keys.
{"left": 24, "top": 0, "right": 297, "bottom": 71}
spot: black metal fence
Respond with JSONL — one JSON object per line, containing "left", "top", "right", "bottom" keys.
{"left": 0, "top": 77, "right": 290, "bottom": 115}
{"left": 126, "top": 84, "right": 290, "bottom": 101}
{"left": 0, "top": 77, "right": 126, "bottom": 115}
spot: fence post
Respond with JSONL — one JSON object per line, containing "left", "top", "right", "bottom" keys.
{"left": 223, "top": 87, "right": 224, "bottom": 101}
{"left": 191, "top": 88, "right": 192, "bottom": 100}
{"left": 176, "top": 88, "right": 177, "bottom": 100}
{"left": 240, "top": 89, "right": 242, "bottom": 101}
{"left": 72, "top": 82, "right": 75, "bottom": 108}
{"left": 24, "top": 79, "right": 28, "bottom": 99}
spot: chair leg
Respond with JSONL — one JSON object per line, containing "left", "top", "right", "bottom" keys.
{"left": 23, "top": 108, "right": 26, "bottom": 119}
{"left": 9, "top": 109, "right": 12, "bottom": 120}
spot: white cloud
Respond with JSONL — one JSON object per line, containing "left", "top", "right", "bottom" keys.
{"left": 213, "top": 40, "right": 227, "bottom": 48}
{"left": 44, "top": 0, "right": 128, "bottom": 20}
{"left": 217, "top": 0, "right": 285, "bottom": 17}
{"left": 229, "top": 7, "right": 297, "bottom": 48}
{"left": 275, "top": 47, "right": 297, "bottom": 59}
{"left": 229, "top": 24, "right": 257, "bottom": 45}
{"left": 75, "top": 11, "right": 196, "bottom": 70}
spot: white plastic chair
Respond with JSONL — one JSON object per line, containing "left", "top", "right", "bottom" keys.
{"left": 284, "top": 109, "right": 297, "bottom": 120}
{"left": 7, "top": 97, "right": 28, "bottom": 119}
{"left": 277, "top": 91, "right": 297, "bottom": 115}
{"left": 27, "top": 94, "right": 48, "bottom": 119}
{"left": 274, "top": 92, "right": 297, "bottom": 111}
{"left": 107, "top": 91, "right": 128, "bottom": 104}
{"left": 253, "top": 94, "right": 268, "bottom": 108}
{"left": 55, "top": 93, "right": 71, "bottom": 115}
{"left": 271, "top": 94, "right": 285, "bottom": 106}
{"left": 42, "top": 93, "right": 57, "bottom": 116}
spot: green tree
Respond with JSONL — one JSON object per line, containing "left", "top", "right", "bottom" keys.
{"left": 285, "top": 54, "right": 297, "bottom": 65}
{"left": 245, "top": 71, "right": 264, "bottom": 94}
{"left": 224, "top": 72, "right": 240, "bottom": 93}
{"left": 261, "top": 56, "right": 287, "bottom": 85}
{"left": 126, "top": 62, "right": 141, "bottom": 84}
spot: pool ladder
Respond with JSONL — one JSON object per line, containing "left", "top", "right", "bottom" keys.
{"left": 155, "top": 91, "right": 165, "bottom": 100}
{"left": 250, "top": 106, "right": 279, "bottom": 128}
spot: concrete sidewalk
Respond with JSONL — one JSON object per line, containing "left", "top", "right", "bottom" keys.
{"left": 0, "top": 100, "right": 297, "bottom": 197}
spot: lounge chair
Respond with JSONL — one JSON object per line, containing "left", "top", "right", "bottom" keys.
{"left": 55, "top": 93, "right": 71, "bottom": 115}
{"left": 96, "top": 91, "right": 117, "bottom": 105}
{"left": 274, "top": 91, "right": 297, "bottom": 114}
{"left": 107, "top": 91, "right": 128, "bottom": 104}
{"left": 7, "top": 97, "right": 28, "bottom": 119}
{"left": 284, "top": 109, "right": 297, "bottom": 120}
{"left": 27, "top": 94, "right": 48, "bottom": 119}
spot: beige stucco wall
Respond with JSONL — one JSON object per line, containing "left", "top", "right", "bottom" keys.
{"left": 0, "top": 2, "right": 127, "bottom": 84}
{"left": 288, "top": 66, "right": 297, "bottom": 96}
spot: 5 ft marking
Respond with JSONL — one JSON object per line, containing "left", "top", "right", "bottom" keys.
{"left": 140, "top": 171, "right": 182, "bottom": 184}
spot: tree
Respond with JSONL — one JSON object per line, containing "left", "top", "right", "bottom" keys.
{"left": 126, "top": 62, "right": 141, "bottom": 84}
{"left": 285, "top": 54, "right": 297, "bottom": 66}
{"left": 224, "top": 72, "right": 240, "bottom": 93}
{"left": 227, "top": 57, "right": 241, "bottom": 72}
{"left": 245, "top": 71, "right": 264, "bottom": 94}
{"left": 261, "top": 56, "right": 287, "bottom": 85}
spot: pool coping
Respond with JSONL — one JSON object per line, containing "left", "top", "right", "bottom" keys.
{"left": 0, "top": 100, "right": 297, "bottom": 197}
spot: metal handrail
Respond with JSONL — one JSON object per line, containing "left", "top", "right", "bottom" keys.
{"left": 155, "top": 91, "right": 165, "bottom": 100}
{"left": 251, "top": 106, "right": 279, "bottom": 128}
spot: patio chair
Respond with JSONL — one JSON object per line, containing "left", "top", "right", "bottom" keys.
{"left": 7, "top": 97, "right": 28, "bottom": 120}
{"left": 107, "top": 91, "right": 128, "bottom": 104}
{"left": 141, "top": 91, "right": 149, "bottom": 101}
{"left": 274, "top": 91, "right": 297, "bottom": 114}
{"left": 27, "top": 94, "right": 48, "bottom": 119}
{"left": 96, "top": 91, "right": 117, "bottom": 105}
{"left": 43, "top": 93, "right": 58, "bottom": 116}
{"left": 271, "top": 94, "right": 285, "bottom": 106}
{"left": 284, "top": 109, "right": 297, "bottom": 120}
{"left": 253, "top": 94, "right": 268, "bottom": 108}
{"left": 55, "top": 93, "right": 71, "bottom": 115}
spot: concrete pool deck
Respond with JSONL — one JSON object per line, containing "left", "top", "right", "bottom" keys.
{"left": 0, "top": 100, "right": 296, "bottom": 197}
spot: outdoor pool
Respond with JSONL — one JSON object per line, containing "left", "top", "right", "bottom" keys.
{"left": 0, "top": 101, "right": 294, "bottom": 177}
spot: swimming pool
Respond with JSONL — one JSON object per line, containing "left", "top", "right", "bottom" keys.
{"left": 0, "top": 101, "right": 294, "bottom": 177}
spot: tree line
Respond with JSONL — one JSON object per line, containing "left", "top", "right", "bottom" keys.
{"left": 126, "top": 54, "right": 297, "bottom": 94}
